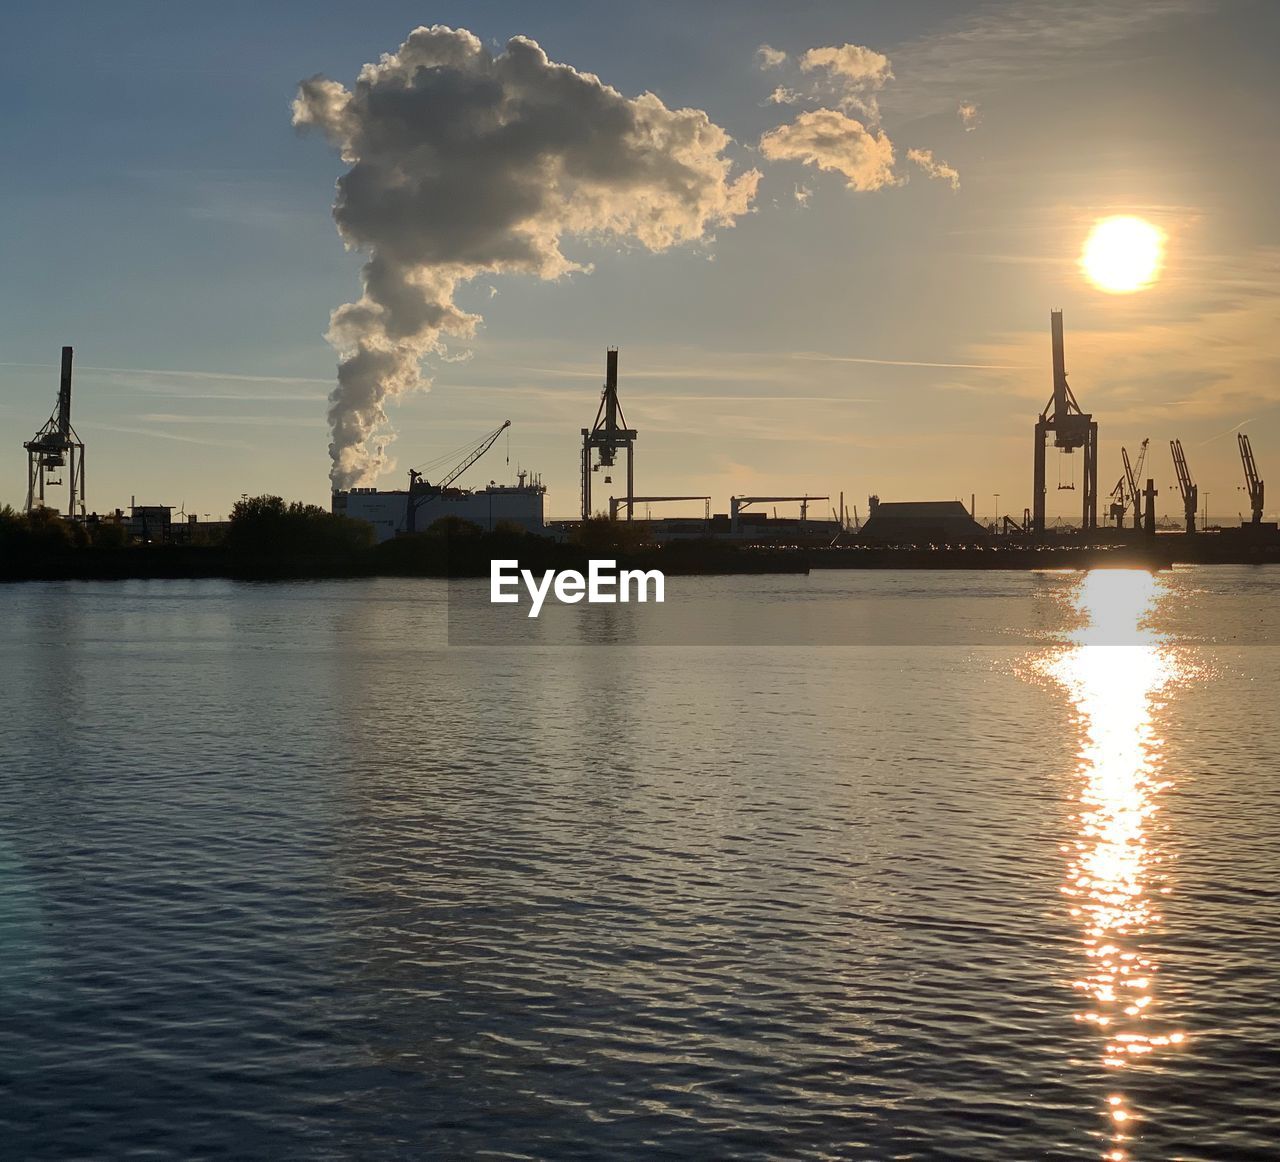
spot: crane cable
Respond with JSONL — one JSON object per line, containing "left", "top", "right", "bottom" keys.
{"left": 409, "top": 422, "right": 507, "bottom": 477}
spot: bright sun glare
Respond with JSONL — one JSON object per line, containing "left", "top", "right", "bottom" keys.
{"left": 1081, "top": 216, "right": 1165, "bottom": 294}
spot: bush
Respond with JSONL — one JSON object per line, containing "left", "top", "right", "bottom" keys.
{"left": 425, "top": 515, "right": 484, "bottom": 538}
{"left": 0, "top": 504, "right": 86, "bottom": 551}
{"left": 228, "top": 495, "right": 374, "bottom": 560}
{"left": 90, "top": 520, "right": 130, "bottom": 549}
{"left": 573, "top": 514, "right": 652, "bottom": 555}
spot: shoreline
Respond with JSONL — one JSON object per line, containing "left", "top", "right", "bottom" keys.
{"left": 4, "top": 538, "right": 1279, "bottom": 582}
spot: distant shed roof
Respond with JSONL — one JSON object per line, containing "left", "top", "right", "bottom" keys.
{"left": 860, "top": 500, "right": 988, "bottom": 542}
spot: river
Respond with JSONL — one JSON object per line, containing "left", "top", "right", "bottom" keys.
{"left": 2, "top": 568, "right": 1277, "bottom": 1158}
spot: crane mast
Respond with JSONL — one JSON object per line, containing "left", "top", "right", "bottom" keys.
{"left": 1239, "top": 433, "right": 1264, "bottom": 524}
{"left": 1032, "top": 312, "right": 1098, "bottom": 534}
{"left": 1170, "top": 439, "right": 1197, "bottom": 533}
{"left": 581, "top": 349, "right": 637, "bottom": 521}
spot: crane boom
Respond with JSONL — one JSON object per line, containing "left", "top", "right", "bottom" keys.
{"left": 730, "top": 495, "right": 828, "bottom": 532}
{"left": 1170, "top": 438, "right": 1197, "bottom": 533}
{"left": 438, "top": 420, "right": 510, "bottom": 490}
{"left": 1239, "top": 432, "right": 1264, "bottom": 524}
{"left": 404, "top": 419, "right": 511, "bottom": 533}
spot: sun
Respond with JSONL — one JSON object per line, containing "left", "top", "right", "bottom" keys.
{"left": 1081, "top": 216, "right": 1165, "bottom": 294}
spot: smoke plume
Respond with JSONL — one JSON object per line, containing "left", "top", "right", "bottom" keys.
{"left": 294, "top": 26, "right": 759, "bottom": 488}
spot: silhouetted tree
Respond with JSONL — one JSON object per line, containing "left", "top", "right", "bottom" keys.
{"left": 228, "top": 495, "right": 373, "bottom": 562}
{"left": 573, "top": 514, "right": 651, "bottom": 555}
{"left": 425, "top": 515, "right": 484, "bottom": 538}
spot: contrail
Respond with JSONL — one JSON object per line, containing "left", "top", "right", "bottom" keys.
{"left": 789, "top": 350, "right": 1031, "bottom": 371}
{"left": 1196, "top": 419, "right": 1253, "bottom": 446}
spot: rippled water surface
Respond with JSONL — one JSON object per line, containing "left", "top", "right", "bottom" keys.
{"left": 3, "top": 568, "right": 1279, "bottom": 1159}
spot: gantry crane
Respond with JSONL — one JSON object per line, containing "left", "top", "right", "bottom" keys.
{"left": 1239, "top": 432, "right": 1264, "bottom": 524}
{"left": 1032, "top": 311, "right": 1098, "bottom": 534}
{"left": 1170, "top": 439, "right": 1197, "bottom": 533}
{"left": 581, "top": 348, "right": 637, "bottom": 520}
{"left": 404, "top": 419, "right": 510, "bottom": 533}
{"left": 24, "top": 346, "right": 86, "bottom": 516}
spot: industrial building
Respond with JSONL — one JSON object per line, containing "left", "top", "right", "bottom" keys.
{"left": 331, "top": 417, "right": 547, "bottom": 542}
{"left": 333, "top": 479, "right": 546, "bottom": 542}
{"left": 859, "top": 498, "right": 988, "bottom": 543}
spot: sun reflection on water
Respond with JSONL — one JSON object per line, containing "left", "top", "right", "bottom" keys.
{"left": 1043, "top": 570, "right": 1188, "bottom": 1160}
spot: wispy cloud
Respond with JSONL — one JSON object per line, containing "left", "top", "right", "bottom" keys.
{"left": 93, "top": 423, "right": 257, "bottom": 450}
{"left": 887, "top": 0, "right": 1211, "bottom": 120}
{"left": 133, "top": 413, "right": 326, "bottom": 428}
{"left": 789, "top": 350, "right": 1029, "bottom": 371}
{"left": 511, "top": 347, "right": 1020, "bottom": 382}
{"left": 0, "top": 360, "right": 329, "bottom": 387}
{"left": 755, "top": 44, "right": 787, "bottom": 70}
{"left": 907, "top": 147, "right": 961, "bottom": 191}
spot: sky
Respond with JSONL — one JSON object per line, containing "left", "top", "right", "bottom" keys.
{"left": 2, "top": 0, "right": 1277, "bottom": 523}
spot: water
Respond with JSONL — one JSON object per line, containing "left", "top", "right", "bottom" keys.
{"left": 2, "top": 568, "right": 1279, "bottom": 1159}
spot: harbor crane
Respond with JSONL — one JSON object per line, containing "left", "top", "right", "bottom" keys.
{"left": 405, "top": 419, "right": 510, "bottom": 533}
{"left": 24, "top": 346, "right": 86, "bottom": 517}
{"left": 581, "top": 349, "right": 637, "bottom": 520}
{"left": 1121, "top": 439, "right": 1149, "bottom": 529}
{"left": 1032, "top": 311, "right": 1098, "bottom": 535}
{"left": 730, "top": 495, "right": 828, "bottom": 534}
{"left": 1239, "top": 432, "right": 1264, "bottom": 524}
{"left": 1107, "top": 476, "right": 1128, "bottom": 527}
{"left": 1170, "top": 438, "right": 1198, "bottom": 533}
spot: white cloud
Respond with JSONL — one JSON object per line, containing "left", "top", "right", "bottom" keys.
{"left": 958, "top": 101, "right": 981, "bottom": 130}
{"left": 800, "top": 43, "right": 894, "bottom": 122}
{"left": 760, "top": 109, "right": 899, "bottom": 193}
{"left": 756, "top": 44, "right": 787, "bottom": 70}
{"left": 907, "top": 147, "right": 960, "bottom": 190}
